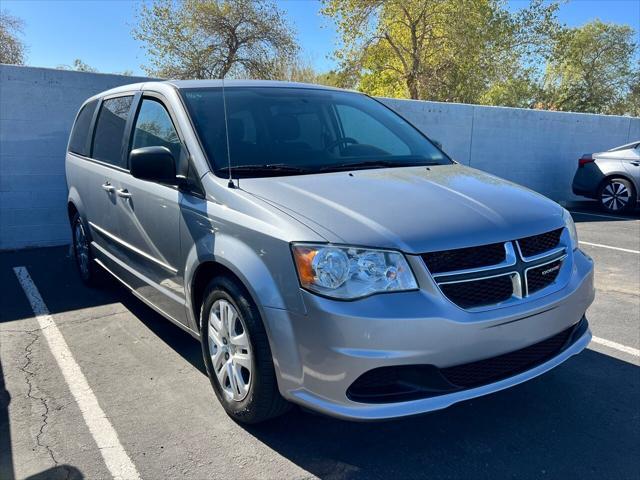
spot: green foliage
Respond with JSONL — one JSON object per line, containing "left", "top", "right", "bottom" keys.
{"left": 72, "top": 59, "right": 98, "bottom": 73}
{"left": 0, "top": 10, "right": 27, "bottom": 65}
{"left": 133, "top": 0, "right": 298, "bottom": 79}
{"left": 542, "top": 20, "right": 638, "bottom": 115}
{"left": 56, "top": 59, "right": 99, "bottom": 73}
{"left": 271, "top": 55, "right": 321, "bottom": 84}
{"left": 321, "top": 0, "right": 560, "bottom": 103}
{"left": 322, "top": 0, "right": 640, "bottom": 115}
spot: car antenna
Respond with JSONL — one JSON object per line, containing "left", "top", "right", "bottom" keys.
{"left": 221, "top": 76, "right": 236, "bottom": 188}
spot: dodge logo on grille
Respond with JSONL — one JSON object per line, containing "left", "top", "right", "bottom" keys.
{"left": 540, "top": 264, "right": 561, "bottom": 276}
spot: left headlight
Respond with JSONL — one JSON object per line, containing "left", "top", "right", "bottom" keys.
{"left": 291, "top": 243, "right": 418, "bottom": 300}
{"left": 562, "top": 208, "right": 579, "bottom": 250}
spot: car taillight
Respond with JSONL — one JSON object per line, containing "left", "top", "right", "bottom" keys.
{"left": 578, "top": 155, "right": 594, "bottom": 167}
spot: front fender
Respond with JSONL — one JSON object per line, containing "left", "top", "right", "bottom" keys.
{"left": 184, "top": 230, "right": 305, "bottom": 310}
{"left": 180, "top": 199, "right": 310, "bottom": 333}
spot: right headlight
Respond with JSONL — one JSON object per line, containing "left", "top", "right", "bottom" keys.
{"left": 562, "top": 208, "right": 579, "bottom": 250}
{"left": 291, "top": 243, "right": 418, "bottom": 300}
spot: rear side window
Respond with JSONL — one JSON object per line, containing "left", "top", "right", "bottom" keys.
{"left": 68, "top": 100, "right": 98, "bottom": 156}
{"left": 92, "top": 96, "right": 134, "bottom": 168}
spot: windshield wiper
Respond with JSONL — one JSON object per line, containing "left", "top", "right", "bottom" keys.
{"left": 318, "top": 160, "right": 441, "bottom": 172}
{"left": 216, "top": 164, "right": 312, "bottom": 174}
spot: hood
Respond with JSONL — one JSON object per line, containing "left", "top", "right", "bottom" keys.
{"left": 240, "top": 164, "right": 564, "bottom": 253}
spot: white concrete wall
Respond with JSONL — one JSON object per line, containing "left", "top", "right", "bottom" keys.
{"left": 1, "top": 65, "right": 639, "bottom": 250}
{"left": 0, "top": 65, "right": 152, "bottom": 249}
{"left": 380, "top": 98, "right": 639, "bottom": 201}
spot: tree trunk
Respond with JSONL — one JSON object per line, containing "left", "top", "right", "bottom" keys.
{"left": 406, "top": 75, "right": 419, "bottom": 99}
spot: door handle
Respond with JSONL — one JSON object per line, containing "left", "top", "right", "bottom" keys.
{"left": 101, "top": 182, "right": 115, "bottom": 193}
{"left": 631, "top": 162, "right": 640, "bottom": 166}
{"left": 116, "top": 188, "right": 132, "bottom": 199}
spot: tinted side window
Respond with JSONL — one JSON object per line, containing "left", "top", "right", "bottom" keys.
{"left": 68, "top": 99, "right": 98, "bottom": 156}
{"left": 335, "top": 104, "right": 410, "bottom": 155}
{"left": 92, "top": 96, "right": 133, "bottom": 167}
{"left": 131, "top": 99, "right": 181, "bottom": 161}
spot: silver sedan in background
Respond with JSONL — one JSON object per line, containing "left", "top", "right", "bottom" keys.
{"left": 572, "top": 141, "right": 640, "bottom": 213}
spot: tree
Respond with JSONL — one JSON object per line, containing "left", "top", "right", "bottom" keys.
{"left": 133, "top": 0, "right": 298, "bottom": 79}
{"left": 622, "top": 69, "right": 640, "bottom": 116}
{"left": 542, "top": 20, "right": 639, "bottom": 115}
{"left": 0, "top": 10, "right": 27, "bottom": 65}
{"left": 315, "top": 70, "right": 357, "bottom": 89}
{"left": 57, "top": 59, "right": 99, "bottom": 72}
{"left": 271, "top": 55, "right": 319, "bottom": 83}
{"left": 270, "top": 57, "right": 357, "bottom": 87}
{"left": 321, "top": 0, "right": 560, "bottom": 104}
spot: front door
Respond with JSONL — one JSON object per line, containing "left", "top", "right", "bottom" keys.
{"left": 115, "top": 96, "right": 188, "bottom": 326}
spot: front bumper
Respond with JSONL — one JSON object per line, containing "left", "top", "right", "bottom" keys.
{"left": 261, "top": 249, "right": 595, "bottom": 421}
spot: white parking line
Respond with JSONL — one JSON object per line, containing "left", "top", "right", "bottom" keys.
{"left": 579, "top": 241, "right": 640, "bottom": 254}
{"left": 13, "top": 266, "right": 141, "bottom": 480}
{"left": 592, "top": 336, "right": 640, "bottom": 358}
{"left": 570, "top": 210, "right": 639, "bottom": 221}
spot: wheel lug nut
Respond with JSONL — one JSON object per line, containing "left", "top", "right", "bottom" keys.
{"left": 223, "top": 337, "right": 227, "bottom": 344}
{"left": 225, "top": 352, "right": 229, "bottom": 360}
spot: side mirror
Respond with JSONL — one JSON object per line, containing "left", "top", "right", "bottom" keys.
{"left": 129, "top": 146, "right": 176, "bottom": 184}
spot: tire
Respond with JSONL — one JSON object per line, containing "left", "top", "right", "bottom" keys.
{"left": 200, "top": 276, "right": 290, "bottom": 424}
{"left": 71, "top": 212, "right": 103, "bottom": 287}
{"left": 598, "top": 178, "right": 636, "bottom": 214}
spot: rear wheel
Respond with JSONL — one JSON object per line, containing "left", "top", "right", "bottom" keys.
{"left": 200, "top": 276, "right": 290, "bottom": 424}
{"left": 598, "top": 178, "right": 635, "bottom": 213}
{"left": 71, "top": 213, "right": 102, "bottom": 286}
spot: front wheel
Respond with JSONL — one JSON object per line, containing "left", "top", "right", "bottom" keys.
{"left": 599, "top": 178, "right": 636, "bottom": 213}
{"left": 200, "top": 276, "right": 290, "bottom": 424}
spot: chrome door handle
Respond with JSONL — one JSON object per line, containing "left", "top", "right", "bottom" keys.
{"left": 116, "top": 188, "right": 132, "bottom": 199}
{"left": 101, "top": 182, "right": 115, "bottom": 193}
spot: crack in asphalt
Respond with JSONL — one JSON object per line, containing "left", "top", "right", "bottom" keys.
{"left": 17, "top": 328, "right": 72, "bottom": 480}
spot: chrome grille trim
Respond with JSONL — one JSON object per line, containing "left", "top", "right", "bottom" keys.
{"left": 516, "top": 244, "right": 566, "bottom": 263}
{"left": 524, "top": 254, "right": 567, "bottom": 295}
{"left": 425, "top": 229, "right": 568, "bottom": 310}
{"left": 431, "top": 243, "right": 517, "bottom": 279}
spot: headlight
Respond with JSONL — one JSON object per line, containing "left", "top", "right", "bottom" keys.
{"left": 562, "top": 208, "right": 578, "bottom": 250}
{"left": 291, "top": 243, "right": 418, "bottom": 299}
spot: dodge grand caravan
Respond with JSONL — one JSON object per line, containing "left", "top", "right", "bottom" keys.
{"left": 65, "top": 81, "right": 594, "bottom": 423}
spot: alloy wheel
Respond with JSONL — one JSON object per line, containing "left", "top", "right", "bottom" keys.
{"left": 208, "top": 299, "right": 253, "bottom": 402}
{"left": 601, "top": 181, "right": 630, "bottom": 212}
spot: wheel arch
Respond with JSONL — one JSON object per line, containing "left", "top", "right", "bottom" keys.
{"left": 66, "top": 187, "right": 88, "bottom": 225}
{"left": 189, "top": 260, "right": 253, "bottom": 332}
{"left": 597, "top": 174, "right": 638, "bottom": 212}
{"left": 598, "top": 173, "right": 638, "bottom": 197}
{"left": 67, "top": 201, "right": 79, "bottom": 223}
{"left": 183, "top": 233, "right": 302, "bottom": 333}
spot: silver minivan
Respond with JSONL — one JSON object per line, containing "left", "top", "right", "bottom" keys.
{"left": 66, "top": 80, "right": 594, "bottom": 423}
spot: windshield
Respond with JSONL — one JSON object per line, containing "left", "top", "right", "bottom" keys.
{"left": 181, "top": 87, "right": 451, "bottom": 177}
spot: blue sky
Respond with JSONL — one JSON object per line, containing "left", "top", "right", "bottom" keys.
{"left": 3, "top": 0, "right": 639, "bottom": 76}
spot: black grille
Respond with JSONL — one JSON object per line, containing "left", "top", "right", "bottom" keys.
{"left": 440, "top": 274, "right": 513, "bottom": 309}
{"left": 527, "top": 259, "right": 563, "bottom": 294}
{"left": 518, "top": 228, "right": 563, "bottom": 258}
{"left": 441, "top": 325, "right": 574, "bottom": 388}
{"left": 422, "top": 242, "right": 505, "bottom": 274}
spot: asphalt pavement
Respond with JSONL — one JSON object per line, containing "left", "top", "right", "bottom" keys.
{"left": 0, "top": 206, "right": 638, "bottom": 480}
